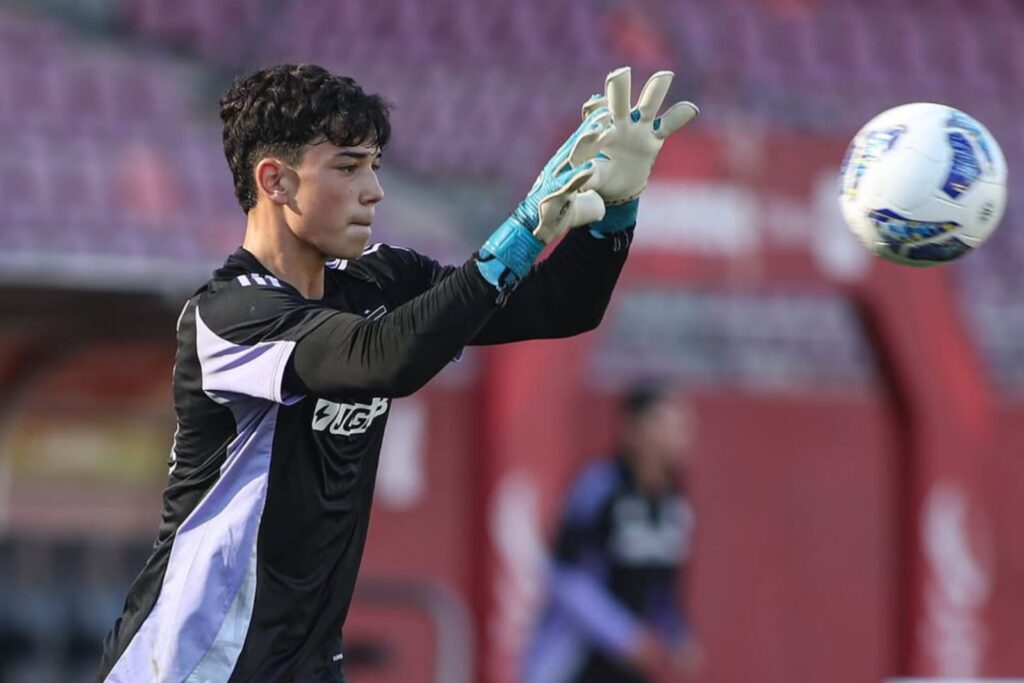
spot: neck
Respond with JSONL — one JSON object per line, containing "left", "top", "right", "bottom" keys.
{"left": 627, "top": 450, "right": 671, "bottom": 496}
{"left": 242, "top": 205, "right": 325, "bottom": 300}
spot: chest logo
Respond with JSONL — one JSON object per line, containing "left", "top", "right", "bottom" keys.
{"left": 609, "top": 496, "right": 693, "bottom": 567}
{"left": 312, "top": 397, "right": 390, "bottom": 436}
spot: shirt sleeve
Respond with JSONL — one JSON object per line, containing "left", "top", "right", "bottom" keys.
{"left": 472, "top": 226, "right": 633, "bottom": 344}
{"left": 286, "top": 259, "right": 499, "bottom": 400}
{"left": 549, "top": 564, "right": 645, "bottom": 658}
{"left": 549, "top": 461, "right": 645, "bottom": 658}
{"left": 648, "top": 575, "right": 689, "bottom": 646}
{"left": 193, "top": 259, "right": 500, "bottom": 404}
{"left": 354, "top": 229, "right": 631, "bottom": 345}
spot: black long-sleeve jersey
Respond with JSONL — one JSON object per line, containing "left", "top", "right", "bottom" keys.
{"left": 98, "top": 227, "right": 632, "bottom": 683}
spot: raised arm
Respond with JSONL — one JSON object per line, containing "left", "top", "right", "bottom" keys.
{"left": 470, "top": 222, "right": 633, "bottom": 344}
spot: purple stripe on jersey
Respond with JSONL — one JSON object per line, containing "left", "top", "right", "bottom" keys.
{"left": 195, "top": 305, "right": 301, "bottom": 404}
{"left": 103, "top": 401, "right": 280, "bottom": 683}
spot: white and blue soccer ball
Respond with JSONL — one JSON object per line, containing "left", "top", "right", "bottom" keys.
{"left": 838, "top": 103, "right": 1007, "bottom": 267}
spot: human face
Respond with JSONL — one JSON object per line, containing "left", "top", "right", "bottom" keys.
{"left": 629, "top": 396, "right": 695, "bottom": 474}
{"left": 286, "top": 141, "right": 384, "bottom": 259}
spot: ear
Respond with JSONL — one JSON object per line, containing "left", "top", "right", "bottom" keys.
{"left": 255, "top": 158, "right": 294, "bottom": 206}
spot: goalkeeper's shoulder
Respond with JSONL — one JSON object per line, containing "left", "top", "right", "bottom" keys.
{"left": 326, "top": 242, "right": 448, "bottom": 292}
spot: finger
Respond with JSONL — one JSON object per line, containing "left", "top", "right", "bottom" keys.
{"left": 586, "top": 109, "right": 612, "bottom": 129}
{"left": 550, "top": 118, "right": 594, "bottom": 169}
{"left": 538, "top": 187, "right": 606, "bottom": 236}
{"left": 559, "top": 164, "right": 595, "bottom": 195}
{"left": 636, "top": 71, "right": 674, "bottom": 121}
{"left": 568, "top": 128, "right": 604, "bottom": 168}
{"left": 594, "top": 126, "right": 616, "bottom": 152}
{"left": 581, "top": 94, "right": 606, "bottom": 120}
{"left": 568, "top": 113, "right": 612, "bottom": 164}
{"left": 654, "top": 101, "right": 700, "bottom": 139}
{"left": 555, "top": 110, "right": 612, "bottom": 172}
{"left": 580, "top": 158, "right": 612, "bottom": 192}
{"left": 574, "top": 127, "right": 616, "bottom": 169}
{"left": 535, "top": 168, "right": 595, "bottom": 242}
{"left": 606, "top": 66, "right": 632, "bottom": 122}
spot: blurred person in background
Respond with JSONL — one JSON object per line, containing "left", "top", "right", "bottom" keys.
{"left": 96, "top": 63, "right": 697, "bottom": 683}
{"left": 524, "top": 385, "right": 701, "bottom": 683}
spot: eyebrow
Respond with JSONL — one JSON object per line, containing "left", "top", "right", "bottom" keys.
{"left": 334, "top": 150, "right": 383, "bottom": 160}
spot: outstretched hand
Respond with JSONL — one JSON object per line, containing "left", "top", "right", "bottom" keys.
{"left": 575, "top": 67, "right": 699, "bottom": 205}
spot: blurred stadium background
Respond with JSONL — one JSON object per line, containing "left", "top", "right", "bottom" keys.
{"left": 0, "top": 0, "right": 1022, "bottom": 681}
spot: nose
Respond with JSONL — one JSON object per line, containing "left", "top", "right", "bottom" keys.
{"left": 361, "top": 171, "right": 384, "bottom": 206}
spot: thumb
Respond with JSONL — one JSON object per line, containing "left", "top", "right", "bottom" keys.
{"left": 535, "top": 189, "right": 607, "bottom": 242}
{"left": 533, "top": 166, "right": 596, "bottom": 243}
{"left": 570, "top": 190, "right": 607, "bottom": 226}
{"left": 582, "top": 94, "right": 608, "bottom": 121}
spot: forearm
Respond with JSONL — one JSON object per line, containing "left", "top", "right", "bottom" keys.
{"left": 550, "top": 562, "right": 644, "bottom": 659}
{"left": 655, "top": 606, "right": 689, "bottom": 647}
{"left": 290, "top": 261, "right": 497, "bottom": 398}
{"left": 470, "top": 224, "right": 632, "bottom": 344}
{"left": 646, "top": 576, "right": 689, "bottom": 645}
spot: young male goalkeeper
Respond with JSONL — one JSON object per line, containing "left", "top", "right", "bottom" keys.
{"left": 96, "top": 63, "right": 697, "bottom": 683}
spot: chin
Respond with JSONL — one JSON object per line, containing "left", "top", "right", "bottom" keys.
{"left": 332, "top": 226, "right": 372, "bottom": 259}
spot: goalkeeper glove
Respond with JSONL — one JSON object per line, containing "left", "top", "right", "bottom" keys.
{"left": 476, "top": 108, "right": 610, "bottom": 298}
{"left": 576, "top": 67, "right": 699, "bottom": 236}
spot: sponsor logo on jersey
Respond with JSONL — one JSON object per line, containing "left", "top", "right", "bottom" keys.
{"left": 312, "top": 397, "right": 390, "bottom": 436}
{"left": 609, "top": 496, "right": 692, "bottom": 567}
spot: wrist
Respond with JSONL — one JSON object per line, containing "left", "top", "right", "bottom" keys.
{"left": 589, "top": 198, "right": 639, "bottom": 238}
{"left": 511, "top": 194, "right": 542, "bottom": 234}
{"left": 475, "top": 218, "right": 544, "bottom": 295}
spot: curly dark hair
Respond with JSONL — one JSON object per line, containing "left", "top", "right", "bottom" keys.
{"left": 220, "top": 64, "right": 392, "bottom": 212}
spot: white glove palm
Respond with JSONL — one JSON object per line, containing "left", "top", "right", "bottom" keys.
{"left": 570, "top": 67, "right": 699, "bottom": 205}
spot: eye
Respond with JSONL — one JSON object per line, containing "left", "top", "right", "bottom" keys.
{"left": 336, "top": 165, "right": 357, "bottom": 174}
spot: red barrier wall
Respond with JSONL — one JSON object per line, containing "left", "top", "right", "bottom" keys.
{"left": 474, "top": 334, "right": 900, "bottom": 683}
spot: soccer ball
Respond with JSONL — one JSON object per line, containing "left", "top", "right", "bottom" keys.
{"left": 838, "top": 103, "right": 1007, "bottom": 267}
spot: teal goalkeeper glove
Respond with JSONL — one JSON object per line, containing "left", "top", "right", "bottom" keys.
{"left": 476, "top": 108, "right": 610, "bottom": 297}
{"left": 576, "top": 67, "right": 699, "bottom": 236}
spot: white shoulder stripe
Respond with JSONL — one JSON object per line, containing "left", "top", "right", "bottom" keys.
{"left": 235, "top": 273, "right": 282, "bottom": 288}
{"left": 195, "top": 306, "right": 298, "bottom": 405}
